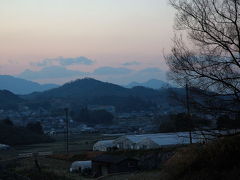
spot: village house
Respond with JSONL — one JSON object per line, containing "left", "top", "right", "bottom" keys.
{"left": 92, "top": 154, "right": 138, "bottom": 177}
{"left": 70, "top": 161, "right": 92, "bottom": 173}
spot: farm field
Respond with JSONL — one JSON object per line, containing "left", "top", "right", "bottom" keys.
{"left": 0, "top": 133, "right": 120, "bottom": 180}
{"left": 0, "top": 133, "right": 118, "bottom": 160}
{"left": 99, "top": 171, "right": 162, "bottom": 180}
{"left": 13, "top": 156, "right": 92, "bottom": 180}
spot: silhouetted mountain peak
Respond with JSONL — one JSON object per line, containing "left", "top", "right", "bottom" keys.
{"left": 28, "top": 78, "right": 129, "bottom": 99}
{"left": 60, "top": 78, "right": 124, "bottom": 90}
{"left": 64, "top": 77, "right": 103, "bottom": 86}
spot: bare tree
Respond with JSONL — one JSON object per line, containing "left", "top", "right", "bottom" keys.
{"left": 167, "top": 0, "right": 240, "bottom": 115}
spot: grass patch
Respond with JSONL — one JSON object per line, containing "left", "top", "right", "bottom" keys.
{"left": 17, "top": 168, "right": 74, "bottom": 180}
{"left": 104, "top": 135, "right": 240, "bottom": 180}
{"left": 159, "top": 135, "right": 240, "bottom": 180}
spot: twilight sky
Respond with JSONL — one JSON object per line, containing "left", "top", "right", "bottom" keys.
{"left": 0, "top": 0, "right": 175, "bottom": 85}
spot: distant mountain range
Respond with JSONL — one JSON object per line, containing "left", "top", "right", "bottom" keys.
{"left": 0, "top": 76, "right": 184, "bottom": 113}
{"left": 126, "top": 79, "right": 171, "bottom": 89}
{"left": 0, "top": 75, "right": 171, "bottom": 95}
{"left": 25, "top": 78, "right": 162, "bottom": 100}
{"left": 24, "top": 78, "right": 183, "bottom": 113}
{"left": 0, "top": 75, "right": 59, "bottom": 95}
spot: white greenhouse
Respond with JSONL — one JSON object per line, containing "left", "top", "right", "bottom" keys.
{"left": 114, "top": 132, "right": 202, "bottom": 150}
{"left": 113, "top": 135, "right": 149, "bottom": 150}
{"left": 70, "top": 161, "right": 92, "bottom": 173}
{"left": 0, "top": 144, "right": 10, "bottom": 150}
{"left": 135, "top": 132, "right": 202, "bottom": 150}
{"left": 93, "top": 140, "right": 115, "bottom": 151}
{"left": 93, "top": 132, "right": 207, "bottom": 151}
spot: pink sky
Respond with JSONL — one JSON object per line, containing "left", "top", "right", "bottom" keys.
{"left": 0, "top": 0, "right": 175, "bottom": 83}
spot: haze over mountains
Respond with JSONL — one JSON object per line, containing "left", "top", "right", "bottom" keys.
{"left": 0, "top": 75, "right": 59, "bottom": 95}
{"left": 17, "top": 66, "right": 167, "bottom": 85}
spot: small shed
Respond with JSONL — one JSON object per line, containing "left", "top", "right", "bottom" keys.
{"left": 92, "top": 154, "right": 138, "bottom": 177}
{"left": 70, "top": 161, "right": 92, "bottom": 173}
{"left": 0, "top": 144, "right": 10, "bottom": 151}
{"left": 93, "top": 140, "right": 115, "bottom": 151}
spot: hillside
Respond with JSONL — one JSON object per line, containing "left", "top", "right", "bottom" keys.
{"left": 160, "top": 135, "right": 240, "bottom": 180}
{"left": 24, "top": 78, "right": 172, "bottom": 112}
{"left": 101, "top": 135, "right": 240, "bottom": 180}
{"left": 0, "top": 90, "right": 23, "bottom": 109}
{"left": 0, "top": 75, "right": 58, "bottom": 95}
{"left": 25, "top": 78, "right": 175, "bottom": 100}
{"left": 126, "top": 79, "right": 171, "bottom": 89}
{"left": 30, "top": 78, "right": 130, "bottom": 99}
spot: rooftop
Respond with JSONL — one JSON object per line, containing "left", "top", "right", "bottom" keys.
{"left": 93, "top": 154, "right": 137, "bottom": 164}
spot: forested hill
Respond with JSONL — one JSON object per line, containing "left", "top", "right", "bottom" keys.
{"left": 126, "top": 79, "right": 171, "bottom": 89}
{"left": 24, "top": 78, "right": 169, "bottom": 100}
{"left": 23, "top": 78, "right": 177, "bottom": 112}
{"left": 0, "top": 90, "right": 24, "bottom": 109}
{"left": 26, "top": 78, "right": 130, "bottom": 99}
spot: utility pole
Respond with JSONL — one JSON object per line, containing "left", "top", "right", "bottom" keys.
{"left": 186, "top": 83, "right": 193, "bottom": 144}
{"left": 64, "top": 108, "right": 69, "bottom": 153}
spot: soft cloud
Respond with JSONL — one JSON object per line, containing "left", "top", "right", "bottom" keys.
{"left": 58, "top": 57, "right": 94, "bottom": 66}
{"left": 7, "top": 59, "right": 19, "bottom": 65}
{"left": 122, "top": 61, "right": 141, "bottom": 66}
{"left": 31, "top": 60, "right": 51, "bottom": 67}
{"left": 138, "top": 67, "right": 163, "bottom": 73}
{"left": 18, "top": 66, "right": 85, "bottom": 80}
{"left": 31, "top": 56, "right": 94, "bottom": 67}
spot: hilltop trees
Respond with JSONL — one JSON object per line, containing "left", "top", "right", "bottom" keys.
{"left": 1, "top": 118, "right": 14, "bottom": 126}
{"left": 158, "top": 113, "right": 210, "bottom": 132}
{"left": 167, "top": 0, "right": 240, "bottom": 115}
{"left": 0, "top": 120, "right": 52, "bottom": 145}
